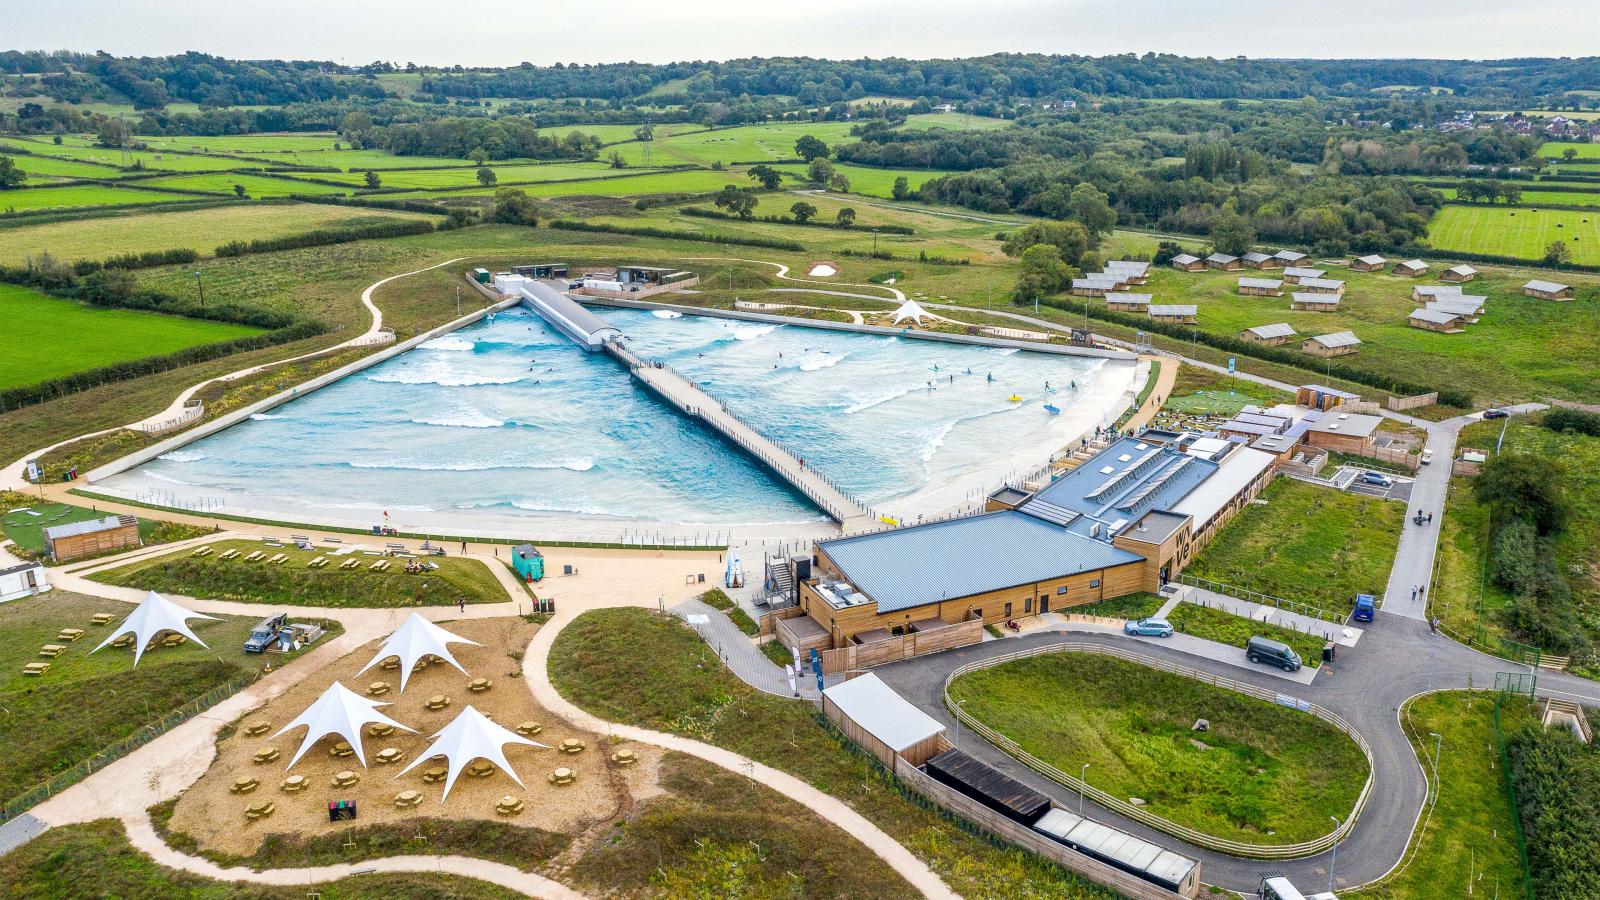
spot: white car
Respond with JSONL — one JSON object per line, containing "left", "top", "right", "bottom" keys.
{"left": 1421, "top": 449, "right": 1433, "bottom": 465}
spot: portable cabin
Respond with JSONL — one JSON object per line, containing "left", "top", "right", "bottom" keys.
{"left": 471, "top": 267, "right": 491, "bottom": 284}
{"left": 1238, "top": 277, "right": 1284, "bottom": 297}
{"left": 1170, "top": 253, "right": 1206, "bottom": 272}
{"left": 1302, "top": 331, "right": 1362, "bottom": 357}
{"left": 1409, "top": 308, "right": 1466, "bottom": 333}
{"left": 1280, "top": 267, "right": 1327, "bottom": 284}
{"left": 1290, "top": 292, "right": 1341, "bottom": 311}
{"left": 0, "top": 562, "right": 50, "bottom": 602}
{"left": 821, "top": 673, "right": 946, "bottom": 768}
{"left": 1241, "top": 323, "right": 1297, "bottom": 346}
{"left": 510, "top": 544, "right": 545, "bottom": 582}
{"left": 1524, "top": 279, "right": 1575, "bottom": 300}
{"left": 1241, "top": 251, "right": 1275, "bottom": 269}
{"left": 1351, "top": 254, "right": 1387, "bottom": 272}
{"left": 1394, "top": 259, "right": 1429, "bottom": 277}
{"left": 1149, "top": 304, "right": 1198, "bottom": 324}
{"left": 1440, "top": 264, "right": 1479, "bottom": 283}
{"left": 1104, "top": 292, "right": 1153, "bottom": 312}
{"left": 1205, "top": 253, "right": 1242, "bottom": 271}
{"left": 43, "top": 515, "right": 140, "bottom": 562}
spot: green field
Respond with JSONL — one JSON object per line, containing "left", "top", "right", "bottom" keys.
{"left": 1187, "top": 478, "right": 1402, "bottom": 610}
{"left": 606, "top": 121, "right": 865, "bottom": 167}
{"left": 1438, "top": 188, "right": 1600, "bottom": 208}
{"left": 904, "top": 112, "right": 1013, "bottom": 130}
{"left": 307, "top": 161, "right": 623, "bottom": 189}
{"left": 383, "top": 168, "right": 753, "bottom": 200}
{"left": 948, "top": 651, "right": 1368, "bottom": 844}
{"left": 7, "top": 154, "right": 126, "bottom": 179}
{"left": 1133, "top": 260, "right": 1600, "bottom": 402}
{"left": 0, "top": 203, "right": 439, "bottom": 265}
{"left": 0, "top": 283, "right": 263, "bottom": 389}
{"left": 0, "top": 139, "right": 250, "bottom": 172}
{"left": 768, "top": 161, "right": 954, "bottom": 197}
{"left": 1428, "top": 204, "right": 1600, "bottom": 264}
{"left": 135, "top": 132, "right": 343, "bottom": 153}
{"left": 138, "top": 172, "right": 352, "bottom": 197}
{"left": 0, "top": 184, "right": 197, "bottom": 212}
{"left": 1541, "top": 141, "right": 1600, "bottom": 158}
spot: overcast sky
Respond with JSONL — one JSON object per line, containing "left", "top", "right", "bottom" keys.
{"left": 8, "top": 0, "right": 1599, "bottom": 66}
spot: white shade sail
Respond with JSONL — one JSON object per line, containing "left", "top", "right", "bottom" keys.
{"left": 396, "top": 705, "right": 547, "bottom": 800}
{"left": 91, "top": 590, "right": 219, "bottom": 667}
{"left": 272, "top": 681, "right": 415, "bottom": 770}
{"left": 356, "top": 613, "right": 481, "bottom": 692}
{"left": 892, "top": 299, "right": 929, "bottom": 325}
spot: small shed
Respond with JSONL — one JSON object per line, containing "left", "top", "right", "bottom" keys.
{"left": 510, "top": 544, "right": 545, "bottom": 582}
{"left": 44, "top": 515, "right": 140, "bottom": 562}
{"left": 1303, "top": 331, "right": 1362, "bottom": 357}
{"left": 1149, "top": 304, "right": 1198, "bottom": 324}
{"left": 1440, "top": 264, "right": 1479, "bottom": 283}
{"left": 1394, "top": 259, "right": 1429, "bottom": 277}
{"left": 1241, "top": 252, "right": 1275, "bottom": 269}
{"left": 1281, "top": 267, "right": 1327, "bottom": 284}
{"left": 0, "top": 562, "right": 50, "bottom": 603}
{"left": 1351, "top": 254, "right": 1388, "bottom": 272}
{"left": 1170, "top": 253, "right": 1205, "bottom": 272}
{"left": 822, "top": 673, "right": 946, "bottom": 768}
{"left": 1297, "top": 384, "right": 1360, "bottom": 410}
{"left": 1290, "top": 292, "right": 1341, "bottom": 311}
{"left": 1524, "top": 279, "right": 1575, "bottom": 300}
{"left": 1409, "top": 308, "right": 1466, "bottom": 333}
{"left": 1241, "top": 323, "right": 1297, "bottom": 346}
{"left": 471, "top": 267, "right": 491, "bottom": 284}
{"left": 1238, "top": 277, "right": 1285, "bottom": 296}
{"left": 1205, "top": 253, "right": 1242, "bottom": 271}
{"left": 1104, "top": 292, "right": 1152, "bottom": 312}
{"left": 1294, "top": 277, "right": 1345, "bottom": 295}
{"left": 1274, "top": 249, "right": 1309, "bottom": 266}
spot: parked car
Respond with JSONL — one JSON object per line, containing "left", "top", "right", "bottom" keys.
{"left": 1420, "top": 448, "right": 1433, "bottom": 465}
{"left": 1246, "top": 635, "right": 1302, "bottom": 672}
{"left": 1124, "top": 617, "right": 1174, "bottom": 638}
{"left": 1358, "top": 471, "right": 1393, "bottom": 487}
{"left": 1483, "top": 408, "right": 1510, "bottom": 419}
{"left": 1352, "top": 594, "right": 1376, "bottom": 622}
{"left": 244, "top": 613, "right": 288, "bottom": 653}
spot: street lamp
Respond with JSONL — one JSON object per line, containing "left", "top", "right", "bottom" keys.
{"left": 1079, "top": 763, "right": 1090, "bottom": 815}
{"left": 954, "top": 699, "right": 967, "bottom": 745}
{"left": 1328, "top": 815, "right": 1341, "bottom": 894}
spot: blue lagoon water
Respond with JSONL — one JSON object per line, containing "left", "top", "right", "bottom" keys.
{"left": 100, "top": 306, "right": 1133, "bottom": 536}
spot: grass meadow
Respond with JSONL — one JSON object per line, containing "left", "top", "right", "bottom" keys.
{"left": 1437, "top": 188, "right": 1600, "bottom": 208}
{"left": 1541, "top": 141, "right": 1600, "bottom": 159}
{"left": 605, "top": 121, "right": 865, "bottom": 167}
{"left": 0, "top": 139, "right": 249, "bottom": 172}
{"left": 0, "top": 282, "right": 263, "bottom": 389}
{"left": 947, "top": 651, "right": 1368, "bottom": 844}
{"left": 0, "top": 183, "right": 196, "bottom": 212}
{"left": 903, "top": 112, "right": 1013, "bottom": 130}
{"left": 138, "top": 172, "right": 353, "bottom": 197}
{"left": 8, "top": 154, "right": 126, "bottom": 179}
{"left": 304, "top": 161, "right": 619, "bottom": 189}
{"left": 382, "top": 167, "right": 754, "bottom": 200}
{"left": 1427, "top": 204, "right": 1600, "bottom": 263}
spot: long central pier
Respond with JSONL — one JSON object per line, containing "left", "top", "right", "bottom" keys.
{"left": 603, "top": 340, "right": 876, "bottom": 532}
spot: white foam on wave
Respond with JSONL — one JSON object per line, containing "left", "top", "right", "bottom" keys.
{"left": 733, "top": 324, "right": 779, "bottom": 341}
{"left": 409, "top": 413, "right": 506, "bottom": 429}
{"left": 799, "top": 352, "right": 845, "bottom": 372}
{"left": 158, "top": 449, "right": 208, "bottom": 463}
{"left": 141, "top": 470, "right": 199, "bottom": 487}
{"left": 421, "top": 337, "right": 474, "bottom": 352}
{"left": 367, "top": 371, "right": 522, "bottom": 387}
{"left": 917, "top": 404, "right": 1020, "bottom": 462}
{"left": 845, "top": 383, "right": 921, "bottom": 414}
{"left": 652, "top": 309, "right": 683, "bottom": 319}
{"left": 509, "top": 497, "right": 636, "bottom": 518}
{"left": 993, "top": 347, "right": 1021, "bottom": 356}
{"left": 248, "top": 413, "right": 285, "bottom": 421}
{"left": 346, "top": 457, "right": 594, "bottom": 473}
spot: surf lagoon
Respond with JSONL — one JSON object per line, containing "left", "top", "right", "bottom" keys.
{"left": 97, "top": 306, "right": 1137, "bottom": 538}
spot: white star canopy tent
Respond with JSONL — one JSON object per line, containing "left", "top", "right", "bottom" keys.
{"left": 272, "top": 681, "right": 415, "bottom": 769}
{"left": 396, "top": 704, "right": 547, "bottom": 801}
{"left": 356, "top": 612, "right": 480, "bottom": 692}
{"left": 892, "top": 299, "right": 929, "bottom": 325}
{"left": 91, "top": 590, "right": 220, "bottom": 667}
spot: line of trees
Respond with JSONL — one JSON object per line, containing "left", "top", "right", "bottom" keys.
{"left": 215, "top": 218, "right": 435, "bottom": 257}
{"left": 1507, "top": 717, "right": 1600, "bottom": 898}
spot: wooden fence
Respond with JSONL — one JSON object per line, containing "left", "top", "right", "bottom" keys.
{"left": 942, "top": 641, "right": 1374, "bottom": 859}
{"left": 818, "top": 620, "right": 985, "bottom": 673}
{"left": 758, "top": 605, "right": 806, "bottom": 638}
{"left": 1387, "top": 391, "right": 1439, "bottom": 411}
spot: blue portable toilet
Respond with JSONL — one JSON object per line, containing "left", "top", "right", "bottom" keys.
{"left": 511, "top": 544, "right": 544, "bottom": 582}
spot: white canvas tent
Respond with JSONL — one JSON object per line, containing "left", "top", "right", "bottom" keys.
{"left": 357, "top": 612, "right": 480, "bottom": 692}
{"left": 892, "top": 299, "right": 930, "bottom": 325}
{"left": 273, "top": 681, "right": 415, "bottom": 769}
{"left": 396, "top": 704, "right": 547, "bottom": 800}
{"left": 91, "top": 590, "right": 219, "bottom": 667}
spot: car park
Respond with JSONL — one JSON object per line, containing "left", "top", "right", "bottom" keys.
{"left": 1124, "top": 617, "right": 1174, "bottom": 637}
{"left": 1357, "top": 472, "right": 1392, "bottom": 487}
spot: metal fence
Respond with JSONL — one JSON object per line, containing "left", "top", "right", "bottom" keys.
{"left": 1176, "top": 573, "right": 1342, "bottom": 623}
{"left": 0, "top": 673, "right": 254, "bottom": 826}
{"left": 943, "top": 641, "right": 1374, "bottom": 859}
{"left": 1492, "top": 693, "right": 1537, "bottom": 900}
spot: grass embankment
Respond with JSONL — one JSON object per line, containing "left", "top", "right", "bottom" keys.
{"left": 549, "top": 608, "right": 1120, "bottom": 899}
{"left": 570, "top": 754, "right": 914, "bottom": 897}
{"left": 0, "top": 819, "right": 521, "bottom": 899}
{"left": 699, "top": 587, "right": 759, "bottom": 635}
{"left": 948, "top": 652, "right": 1367, "bottom": 845}
{"left": 1068, "top": 592, "right": 1164, "bottom": 619}
{"left": 90, "top": 538, "right": 508, "bottom": 608}
{"left": 1187, "top": 477, "right": 1401, "bottom": 613}
{"left": 1, "top": 492, "right": 211, "bottom": 561}
{"left": 0, "top": 283, "right": 264, "bottom": 391}
{"left": 1350, "top": 692, "right": 1531, "bottom": 900}
{"left": 1157, "top": 365, "right": 1293, "bottom": 422}
{"left": 0, "top": 590, "right": 336, "bottom": 812}
{"left": 1165, "top": 602, "right": 1329, "bottom": 668}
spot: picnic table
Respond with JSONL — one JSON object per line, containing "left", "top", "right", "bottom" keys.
{"left": 329, "top": 741, "right": 354, "bottom": 758}
{"left": 38, "top": 644, "right": 66, "bottom": 658}
{"left": 394, "top": 789, "right": 422, "bottom": 808}
{"left": 495, "top": 795, "right": 524, "bottom": 815}
{"left": 375, "top": 747, "right": 403, "bottom": 765}
{"left": 231, "top": 776, "right": 259, "bottom": 794}
{"left": 245, "top": 801, "right": 275, "bottom": 820}
{"left": 425, "top": 694, "right": 450, "bottom": 710}
{"left": 515, "top": 721, "right": 543, "bottom": 736}
{"left": 281, "top": 775, "right": 307, "bottom": 793}
{"left": 467, "top": 759, "right": 496, "bottom": 778}
{"left": 252, "top": 746, "right": 280, "bottom": 764}
{"left": 559, "top": 738, "right": 585, "bottom": 754}
{"left": 367, "top": 722, "right": 395, "bottom": 737}
{"left": 56, "top": 628, "right": 84, "bottom": 642}
{"left": 468, "top": 677, "right": 492, "bottom": 693}
{"left": 548, "top": 767, "right": 576, "bottom": 785}
{"left": 332, "top": 770, "right": 360, "bottom": 787}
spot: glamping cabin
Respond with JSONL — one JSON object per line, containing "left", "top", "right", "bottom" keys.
{"left": 1302, "top": 331, "right": 1362, "bottom": 357}
{"left": 1238, "top": 277, "right": 1284, "bottom": 297}
{"left": 1426, "top": 295, "right": 1486, "bottom": 322}
{"left": 1412, "top": 284, "right": 1462, "bottom": 302}
{"left": 1241, "top": 251, "right": 1275, "bottom": 269}
{"left": 1290, "top": 292, "right": 1341, "bottom": 311}
{"left": 43, "top": 515, "right": 140, "bottom": 562}
{"left": 1149, "top": 304, "right": 1198, "bottom": 324}
{"left": 1524, "top": 279, "right": 1575, "bottom": 300}
{"left": 1170, "top": 253, "right": 1206, "bottom": 272}
{"left": 1351, "top": 254, "right": 1387, "bottom": 272}
{"left": 1281, "top": 267, "right": 1327, "bottom": 284}
{"left": 1205, "top": 253, "right": 1242, "bottom": 271}
{"left": 1394, "top": 259, "right": 1429, "bottom": 277}
{"left": 1070, "top": 276, "right": 1123, "bottom": 298}
{"left": 1294, "top": 277, "right": 1345, "bottom": 296}
{"left": 1273, "top": 249, "right": 1309, "bottom": 266}
{"left": 1240, "top": 323, "right": 1297, "bottom": 346}
{"left": 1104, "top": 292, "right": 1153, "bottom": 312}
{"left": 1440, "top": 264, "right": 1479, "bottom": 284}
{"left": 1103, "top": 261, "right": 1151, "bottom": 284}
{"left": 1409, "top": 308, "right": 1467, "bottom": 333}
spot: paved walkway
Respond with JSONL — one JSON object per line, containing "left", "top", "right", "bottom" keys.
{"left": 672, "top": 598, "right": 818, "bottom": 699}
{"left": 1178, "top": 586, "right": 1360, "bottom": 648}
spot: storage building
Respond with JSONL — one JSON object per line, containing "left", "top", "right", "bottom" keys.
{"left": 1296, "top": 384, "right": 1360, "bottom": 410}
{"left": 821, "top": 673, "right": 946, "bottom": 768}
{"left": 43, "top": 515, "right": 140, "bottom": 562}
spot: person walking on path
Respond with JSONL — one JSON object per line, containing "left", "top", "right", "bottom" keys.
{"left": 1429, "top": 616, "right": 1440, "bottom": 634}
{"left": 457, "top": 596, "right": 465, "bottom": 614}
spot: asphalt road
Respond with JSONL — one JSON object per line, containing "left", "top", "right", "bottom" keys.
{"left": 876, "top": 614, "right": 1600, "bottom": 893}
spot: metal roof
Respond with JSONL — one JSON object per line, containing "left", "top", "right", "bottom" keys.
{"left": 1030, "top": 436, "right": 1220, "bottom": 538}
{"left": 1414, "top": 284, "right": 1463, "bottom": 297}
{"left": 1309, "top": 330, "right": 1361, "bottom": 348}
{"left": 1282, "top": 267, "right": 1326, "bottom": 278}
{"left": 1410, "top": 308, "right": 1464, "bottom": 325}
{"left": 1171, "top": 253, "right": 1201, "bottom": 265}
{"left": 1274, "top": 249, "right": 1308, "bottom": 261}
{"left": 1296, "top": 277, "right": 1345, "bottom": 291}
{"left": 817, "top": 511, "right": 1144, "bottom": 613}
{"left": 1242, "top": 252, "right": 1272, "bottom": 263}
{"left": 1103, "top": 260, "right": 1150, "bottom": 274}
{"left": 1247, "top": 323, "right": 1296, "bottom": 338}
{"left": 822, "top": 673, "right": 945, "bottom": 751}
{"left": 1397, "top": 259, "right": 1428, "bottom": 269}
{"left": 1205, "top": 253, "right": 1238, "bottom": 263}
{"left": 43, "top": 515, "right": 132, "bottom": 542}
{"left": 1308, "top": 411, "right": 1383, "bottom": 437}
{"left": 1445, "top": 264, "right": 1478, "bottom": 276}
{"left": 1355, "top": 254, "right": 1387, "bottom": 265}
{"left": 1427, "top": 297, "right": 1485, "bottom": 315}
{"left": 1299, "top": 384, "right": 1359, "bottom": 399}
{"left": 1291, "top": 292, "right": 1340, "bottom": 305}
{"left": 1149, "top": 305, "right": 1197, "bottom": 316}
{"left": 1238, "top": 277, "right": 1283, "bottom": 290}
{"left": 1525, "top": 279, "right": 1571, "bottom": 293}
{"left": 1105, "top": 292, "right": 1152, "bottom": 305}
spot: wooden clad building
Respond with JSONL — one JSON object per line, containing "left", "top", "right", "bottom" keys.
{"left": 1240, "top": 322, "right": 1297, "bottom": 346}
{"left": 1238, "top": 277, "right": 1284, "bottom": 296}
{"left": 1290, "top": 292, "right": 1341, "bottom": 311}
{"left": 1351, "top": 254, "right": 1387, "bottom": 272}
{"left": 43, "top": 515, "right": 141, "bottom": 562}
{"left": 1302, "top": 331, "right": 1361, "bottom": 357}
{"left": 1205, "top": 253, "right": 1242, "bottom": 271}
{"left": 1524, "top": 279, "right": 1575, "bottom": 300}
{"left": 821, "top": 673, "right": 947, "bottom": 768}
{"left": 1394, "top": 259, "right": 1429, "bottom": 277}
{"left": 1148, "top": 304, "right": 1197, "bottom": 324}
{"left": 1409, "top": 308, "right": 1466, "bottom": 333}
{"left": 1241, "top": 252, "right": 1275, "bottom": 269}
{"left": 1170, "top": 253, "right": 1206, "bottom": 272}
{"left": 1441, "top": 264, "right": 1479, "bottom": 283}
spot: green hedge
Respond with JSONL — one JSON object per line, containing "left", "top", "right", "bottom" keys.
{"left": 215, "top": 218, "right": 435, "bottom": 257}
{"left": 680, "top": 206, "right": 915, "bottom": 235}
{"left": 546, "top": 219, "right": 804, "bottom": 251}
